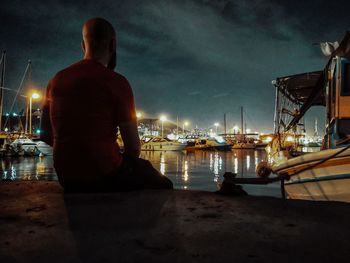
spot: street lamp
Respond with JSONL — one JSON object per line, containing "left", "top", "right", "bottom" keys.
{"left": 160, "top": 115, "right": 167, "bottom": 138}
{"left": 182, "top": 121, "right": 189, "bottom": 135}
{"left": 136, "top": 111, "right": 143, "bottom": 119}
{"left": 214, "top": 122, "right": 219, "bottom": 134}
{"left": 28, "top": 92, "right": 41, "bottom": 135}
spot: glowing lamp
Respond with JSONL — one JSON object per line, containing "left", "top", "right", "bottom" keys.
{"left": 31, "top": 93, "right": 40, "bottom": 99}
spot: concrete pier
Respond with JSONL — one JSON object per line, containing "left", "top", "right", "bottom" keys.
{"left": 1, "top": 181, "right": 350, "bottom": 262}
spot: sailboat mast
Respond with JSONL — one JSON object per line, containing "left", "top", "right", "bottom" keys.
{"left": 4, "top": 60, "right": 31, "bottom": 133}
{"left": 224, "top": 113, "right": 227, "bottom": 135}
{"left": 176, "top": 116, "right": 179, "bottom": 138}
{"left": 273, "top": 84, "right": 280, "bottom": 134}
{"left": 240, "top": 106, "right": 244, "bottom": 134}
{"left": 314, "top": 118, "right": 318, "bottom": 137}
{"left": 0, "top": 50, "right": 6, "bottom": 132}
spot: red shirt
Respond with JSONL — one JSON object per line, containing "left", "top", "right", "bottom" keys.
{"left": 42, "top": 59, "right": 136, "bottom": 184}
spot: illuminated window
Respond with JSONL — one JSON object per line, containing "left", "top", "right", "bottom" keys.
{"left": 342, "top": 62, "right": 350, "bottom": 96}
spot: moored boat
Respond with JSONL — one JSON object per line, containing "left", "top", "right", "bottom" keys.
{"left": 272, "top": 146, "right": 350, "bottom": 201}
{"left": 141, "top": 136, "right": 187, "bottom": 151}
{"left": 264, "top": 32, "right": 350, "bottom": 202}
{"left": 232, "top": 142, "right": 255, "bottom": 149}
{"left": 186, "top": 137, "right": 232, "bottom": 151}
{"left": 11, "top": 138, "right": 41, "bottom": 156}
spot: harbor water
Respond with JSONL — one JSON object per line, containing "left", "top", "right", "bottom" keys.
{"left": 0, "top": 149, "right": 282, "bottom": 197}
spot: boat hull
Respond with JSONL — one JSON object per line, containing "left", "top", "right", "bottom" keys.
{"left": 207, "top": 145, "right": 232, "bottom": 151}
{"left": 232, "top": 143, "right": 255, "bottom": 149}
{"left": 285, "top": 174, "right": 350, "bottom": 201}
{"left": 35, "top": 142, "right": 53, "bottom": 156}
{"left": 273, "top": 147, "right": 350, "bottom": 202}
{"left": 185, "top": 145, "right": 232, "bottom": 151}
{"left": 284, "top": 162, "right": 350, "bottom": 201}
{"left": 141, "top": 144, "right": 186, "bottom": 151}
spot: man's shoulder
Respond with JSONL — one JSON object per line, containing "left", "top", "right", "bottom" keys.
{"left": 48, "top": 60, "right": 131, "bottom": 89}
{"left": 113, "top": 72, "right": 129, "bottom": 84}
{"left": 49, "top": 60, "right": 84, "bottom": 82}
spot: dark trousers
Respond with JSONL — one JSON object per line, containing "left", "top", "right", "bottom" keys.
{"left": 61, "top": 155, "right": 173, "bottom": 193}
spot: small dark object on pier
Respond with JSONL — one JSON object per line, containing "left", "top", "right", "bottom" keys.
{"left": 216, "top": 172, "right": 248, "bottom": 196}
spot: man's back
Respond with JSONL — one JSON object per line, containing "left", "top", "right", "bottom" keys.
{"left": 47, "top": 59, "right": 135, "bottom": 184}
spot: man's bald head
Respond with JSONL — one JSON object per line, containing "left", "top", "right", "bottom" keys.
{"left": 82, "top": 18, "right": 117, "bottom": 68}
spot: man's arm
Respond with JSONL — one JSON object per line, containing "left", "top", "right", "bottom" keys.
{"left": 116, "top": 76, "right": 140, "bottom": 157}
{"left": 40, "top": 82, "right": 53, "bottom": 146}
{"left": 119, "top": 119, "right": 141, "bottom": 157}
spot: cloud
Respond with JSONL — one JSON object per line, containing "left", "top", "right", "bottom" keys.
{"left": 1, "top": 0, "right": 350, "bottom": 131}
{"left": 188, "top": 91, "right": 201, "bottom": 96}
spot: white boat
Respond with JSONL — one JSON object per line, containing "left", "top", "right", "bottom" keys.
{"left": 11, "top": 138, "right": 40, "bottom": 156}
{"left": 11, "top": 138, "right": 53, "bottom": 156}
{"left": 34, "top": 140, "right": 53, "bottom": 156}
{"left": 272, "top": 146, "right": 350, "bottom": 201}
{"left": 141, "top": 137, "right": 187, "bottom": 151}
{"left": 265, "top": 33, "right": 350, "bottom": 202}
{"left": 232, "top": 107, "right": 256, "bottom": 150}
{"left": 186, "top": 137, "right": 232, "bottom": 151}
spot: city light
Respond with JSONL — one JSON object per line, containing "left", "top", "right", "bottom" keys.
{"left": 264, "top": 136, "right": 273, "bottom": 143}
{"left": 136, "top": 112, "right": 143, "bottom": 119}
{"left": 214, "top": 122, "right": 219, "bottom": 134}
{"left": 31, "top": 92, "right": 40, "bottom": 99}
{"left": 28, "top": 91, "right": 41, "bottom": 134}
{"left": 286, "top": 136, "right": 294, "bottom": 142}
{"left": 183, "top": 121, "right": 189, "bottom": 135}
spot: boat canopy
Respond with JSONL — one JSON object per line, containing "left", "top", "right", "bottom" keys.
{"left": 273, "top": 32, "right": 350, "bottom": 131}
{"left": 274, "top": 71, "right": 325, "bottom": 106}
{"left": 274, "top": 70, "right": 326, "bottom": 131}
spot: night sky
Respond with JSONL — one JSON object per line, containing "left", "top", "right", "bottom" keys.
{"left": 1, "top": 0, "right": 350, "bottom": 134}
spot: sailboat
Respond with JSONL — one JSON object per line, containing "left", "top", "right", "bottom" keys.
{"left": 264, "top": 33, "right": 350, "bottom": 202}
{"left": 232, "top": 106, "right": 256, "bottom": 149}
{"left": 0, "top": 54, "right": 53, "bottom": 157}
{"left": 305, "top": 119, "right": 322, "bottom": 147}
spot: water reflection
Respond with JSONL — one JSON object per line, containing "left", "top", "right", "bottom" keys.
{"left": 140, "top": 150, "right": 267, "bottom": 191}
{"left": 1, "top": 157, "right": 56, "bottom": 181}
{"left": 1, "top": 150, "right": 273, "bottom": 193}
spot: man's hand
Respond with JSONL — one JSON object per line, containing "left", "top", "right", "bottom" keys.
{"left": 119, "top": 119, "right": 141, "bottom": 158}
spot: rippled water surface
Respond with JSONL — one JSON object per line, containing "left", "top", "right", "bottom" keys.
{"left": 0, "top": 149, "right": 282, "bottom": 197}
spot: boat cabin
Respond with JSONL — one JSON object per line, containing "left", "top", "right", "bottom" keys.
{"left": 326, "top": 56, "right": 350, "bottom": 148}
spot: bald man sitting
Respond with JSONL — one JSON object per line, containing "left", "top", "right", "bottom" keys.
{"left": 41, "top": 18, "right": 173, "bottom": 192}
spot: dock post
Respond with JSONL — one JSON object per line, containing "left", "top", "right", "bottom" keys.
{"left": 280, "top": 178, "right": 286, "bottom": 200}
